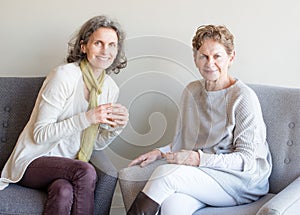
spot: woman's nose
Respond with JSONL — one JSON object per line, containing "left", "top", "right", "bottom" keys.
{"left": 207, "top": 57, "right": 215, "bottom": 66}
{"left": 100, "top": 45, "right": 109, "bottom": 53}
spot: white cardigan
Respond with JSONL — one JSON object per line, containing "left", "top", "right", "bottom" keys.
{"left": 0, "top": 63, "right": 122, "bottom": 190}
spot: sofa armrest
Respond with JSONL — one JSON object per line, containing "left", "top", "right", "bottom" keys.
{"left": 118, "top": 159, "right": 166, "bottom": 212}
{"left": 90, "top": 150, "right": 118, "bottom": 178}
{"left": 90, "top": 150, "right": 118, "bottom": 215}
{"left": 257, "top": 176, "right": 300, "bottom": 215}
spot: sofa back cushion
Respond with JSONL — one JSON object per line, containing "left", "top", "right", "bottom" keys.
{"left": 249, "top": 84, "right": 300, "bottom": 194}
{"left": 0, "top": 77, "right": 45, "bottom": 170}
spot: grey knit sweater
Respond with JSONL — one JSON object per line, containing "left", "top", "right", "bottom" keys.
{"left": 172, "top": 79, "right": 272, "bottom": 204}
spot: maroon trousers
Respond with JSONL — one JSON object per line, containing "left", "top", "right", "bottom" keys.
{"left": 18, "top": 156, "right": 97, "bottom": 215}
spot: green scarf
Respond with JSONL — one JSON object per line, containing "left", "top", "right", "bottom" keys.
{"left": 78, "top": 59, "right": 106, "bottom": 162}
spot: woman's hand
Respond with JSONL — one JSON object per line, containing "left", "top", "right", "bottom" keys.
{"left": 128, "top": 149, "right": 163, "bottom": 167}
{"left": 165, "top": 150, "right": 200, "bottom": 166}
{"left": 86, "top": 103, "right": 129, "bottom": 127}
{"left": 109, "top": 103, "right": 129, "bottom": 127}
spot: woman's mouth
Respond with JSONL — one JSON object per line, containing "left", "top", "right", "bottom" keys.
{"left": 96, "top": 56, "right": 110, "bottom": 61}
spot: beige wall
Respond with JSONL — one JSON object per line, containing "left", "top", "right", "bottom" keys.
{"left": 1, "top": 0, "right": 300, "bottom": 86}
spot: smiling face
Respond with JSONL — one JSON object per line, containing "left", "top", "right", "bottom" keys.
{"left": 81, "top": 27, "right": 118, "bottom": 73}
{"left": 194, "top": 39, "right": 235, "bottom": 85}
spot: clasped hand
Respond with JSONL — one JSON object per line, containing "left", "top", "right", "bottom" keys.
{"left": 128, "top": 149, "right": 200, "bottom": 167}
{"left": 86, "top": 103, "right": 129, "bottom": 128}
{"left": 164, "top": 150, "right": 200, "bottom": 166}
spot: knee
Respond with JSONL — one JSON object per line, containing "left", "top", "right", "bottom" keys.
{"left": 75, "top": 161, "right": 97, "bottom": 185}
{"left": 48, "top": 179, "right": 73, "bottom": 200}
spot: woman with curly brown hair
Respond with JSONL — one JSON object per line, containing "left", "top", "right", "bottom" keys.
{"left": 0, "top": 15, "right": 129, "bottom": 215}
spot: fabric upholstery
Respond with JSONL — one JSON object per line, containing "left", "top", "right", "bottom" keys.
{"left": 0, "top": 184, "right": 46, "bottom": 215}
{"left": 119, "top": 83, "right": 300, "bottom": 215}
{"left": 257, "top": 176, "right": 300, "bottom": 215}
{"left": 250, "top": 84, "right": 300, "bottom": 194}
{"left": 0, "top": 77, "right": 118, "bottom": 215}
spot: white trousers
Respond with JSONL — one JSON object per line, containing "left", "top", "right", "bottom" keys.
{"left": 142, "top": 164, "right": 236, "bottom": 215}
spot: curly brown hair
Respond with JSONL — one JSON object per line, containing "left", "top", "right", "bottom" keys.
{"left": 192, "top": 25, "right": 234, "bottom": 56}
{"left": 67, "top": 15, "right": 127, "bottom": 74}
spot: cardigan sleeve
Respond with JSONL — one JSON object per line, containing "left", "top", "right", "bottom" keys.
{"left": 33, "top": 65, "right": 90, "bottom": 145}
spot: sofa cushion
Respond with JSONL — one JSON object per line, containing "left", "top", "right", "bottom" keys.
{"left": 0, "top": 184, "right": 46, "bottom": 215}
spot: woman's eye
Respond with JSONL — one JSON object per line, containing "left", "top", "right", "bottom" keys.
{"left": 95, "top": 41, "right": 102, "bottom": 46}
{"left": 109, "top": 43, "right": 117, "bottom": 48}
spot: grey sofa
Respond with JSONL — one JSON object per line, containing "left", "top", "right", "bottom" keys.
{"left": 119, "top": 84, "right": 300, "bottom": 215}
{"left": 0, "top": 77, "right": 118, "bottom": 215}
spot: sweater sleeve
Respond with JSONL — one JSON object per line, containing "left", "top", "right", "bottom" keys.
{"left": 33, "top": 66, "right": 90, "bottom": 145}
{"left": 199, "top": 87, "right": 265, "bottom": 171}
